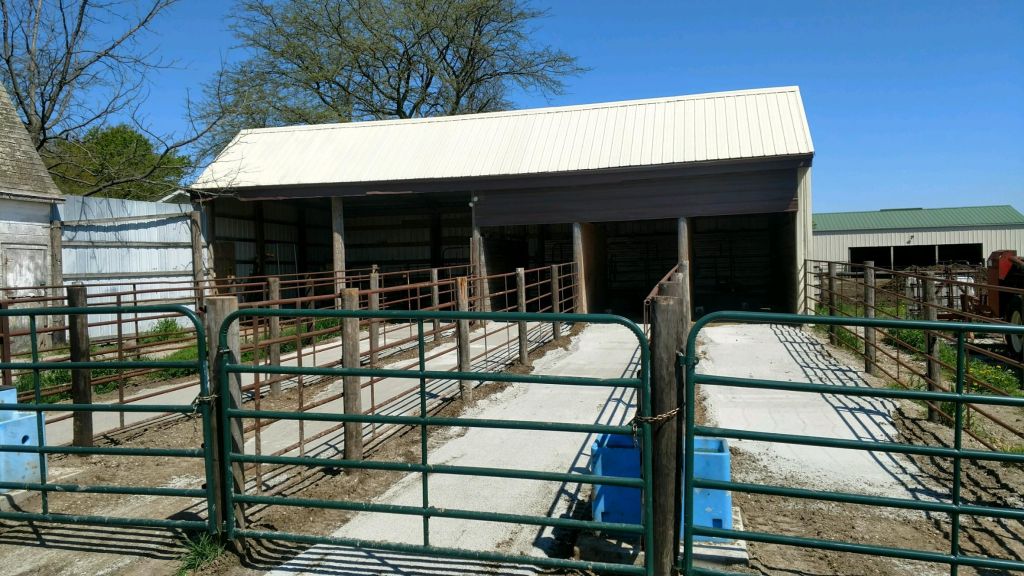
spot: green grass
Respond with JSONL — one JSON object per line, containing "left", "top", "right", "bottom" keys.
{"left": 139, "top": 317, "right": 186, "bottom": 345}
{"left": 175, "top": 532, "right": 223, "bottom": 575}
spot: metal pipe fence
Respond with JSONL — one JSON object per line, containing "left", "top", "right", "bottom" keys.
{"left": 806, "top": 259, "right": 1024, "bottom": 450}
{"left": 679, "top": 311, "right": 1024, "bottom": 576}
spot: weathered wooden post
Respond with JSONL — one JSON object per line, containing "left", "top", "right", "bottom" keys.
{"left": 206, "top": 295, "right": 246, "bottom": 541}
{"left": 863, "top": 261, "right": 877, "bottom": 375}
{"left": 369, "top": 266, "right": 380, "bottom": 366}
{"left": 49, "top": 219, "right": 66, "bottom": 346}
{"left": 0, "top": 302, "right": 12, "bottom": 389}
{"left": 267, "top": 277, "right": 282, "bottom": 398}
{"left": 550, "top": 265, "right": 562, "bottom": 340}
{"left": 516, "top": 268, "right": 530, "bottom": 367}
{"left": 923, "top": 272, "right": 942, "bottom": 423}
{"left": 67, "top": 284, "right": 92, "bottom": 446}
{"left": 651, "top": 284, "right": 684, "bottom": 576}
{"left": 190, "top": 210, "right": 205, "bottom": 308}
{"left": 341, "top": 288, "right": 363, "bottom": 461}
{"left": 430, "top": 268, "right": 441, "bottom": 339}
{"left": 827, "top": 262, "right": 838, "bottom": 345}
{"left": 456, "top": 277, "right": 472, "bottom": 401}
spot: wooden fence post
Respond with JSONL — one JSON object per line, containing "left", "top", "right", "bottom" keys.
{"left": 67, "top": 284, "right": 92, "bottom": 447}
{"left": 0, "top": 302, "right": 11, "bottom": 389}
{"left": 430, "top": 268, "right": 441, "bottom": 339}
{"left": 342, "top": 288, "right": 363, "bottom": 461}
{"left": 190, "top": 210, "right": 205, "bottom": 308}
{"left": 206, "top": 295, "right": 246, "bottom": 540}
{"left": 456, "top": 277, "right": 472, "bottom": 402}
{"left": 369, "top": 266, "right": 380, "bottom": 366}
{"left": 828, "top": 262, "right": 838, "bottom": 345}
{"left": 550, "top": 265, "right": 562, "bottom": 340}
{"left": 863, "top": 261, "right": 876, "bottom": 375}
{"left": 923, "top": 273, "right": 942, "bottom": 423}
{"left": 267, "top": 277, "right": 282, "bottom": 398}
{"left": 651, "top": 291, "right": 684, "bottom": 576}
{"left": 49, "top": 219, "right": 65, "bottom": 346}
{"left": 516, "top": 268, "right": 530, "bottom": 367}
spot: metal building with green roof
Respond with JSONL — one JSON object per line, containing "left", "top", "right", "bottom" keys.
{"left": 812, "top": 205, "right": 1024, "bottom": 268}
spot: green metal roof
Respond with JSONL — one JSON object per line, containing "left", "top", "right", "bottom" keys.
{"left": 813, "top": 205, "right": 1024, "bottom": 232}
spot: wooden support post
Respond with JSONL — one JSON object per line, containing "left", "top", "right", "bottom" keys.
{"left": 369, "top": 266, "right": 380, "bottom": 366}
{"left": 49, "top": 220, "right": 65, "bottom": 345}
{"left": 67, "top": 284, "right": 92, "bottom": 447}
{"left": 923, "top": 273, "right": 942, "bottom": 423}
{"left": 190, "top": 210, "right": 205, "bottom": 307}
{"left": 430, "top": 268, "right": 441, "bottom": 339}
{"left": 456, "top": 277, "right": 472, "bottom": 401}
{"left": 827, "top": 262, "right": 838, "bottom": 345}
{"left": 206, "top": 296, "right": 246, "bottom": 540}
{"left": 471, "top": 226, "right": 491, "bottom": 313}
{"left": 677, "top": 217, "right": 690, "bottom": 267}
{"left": 651, "top": 293, "right": 684, "bottom": 576}
{"left": 572, "top": 223, "right": 588, "bottom": 313}
{"left": 341, "top": 288, "right": 363, "bottom": 461}
{"left": 550, "top": 265, "right": 562, "bottom": 340}
{"left": 331, "top": 197, "right": 347, "bottom": 291}
{"left": 0, "top": 303, "right": 11, "bottom": 389}
{"left": 267, "top": 277, "right": 282, "bottom": 398}
{"left": 516, "top": 268, "right": 530, "bottom": 367}
{"left": 863, "top": 261, "right": 877, "bottom": 375}
{"left": 678, "top": 261, "right": 692, "bottom": 337}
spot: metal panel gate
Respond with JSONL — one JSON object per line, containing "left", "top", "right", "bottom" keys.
{"left": 679, "top": 311, "right": 1024, "bottom": 575}
{"left": 215, "top": 308, "right": 655, "bottom": 574}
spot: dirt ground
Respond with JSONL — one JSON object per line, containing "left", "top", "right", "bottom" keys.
{"left": 715, "top": 327, "right": 1024, "bottom": 576}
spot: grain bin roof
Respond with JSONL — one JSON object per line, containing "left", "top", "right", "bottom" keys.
{"left": 0, "top": 84, "right": 62, "bottom": 201}
{"left": 194, "top": 86, "right": 813, "bottom": 192}
{"left": 813, "top": 205, "right": 1024, "bottom": 232}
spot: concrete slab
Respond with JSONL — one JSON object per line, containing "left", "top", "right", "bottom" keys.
{"left": 266, "top": 323, "right": 645, "bottom": 575}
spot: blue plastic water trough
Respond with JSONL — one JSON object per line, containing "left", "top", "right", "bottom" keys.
{"left": 590, "top": 433, "right": 732, "bottom": 540}
{"left": 0, "top": 386, "right": 45, "bottom": 492}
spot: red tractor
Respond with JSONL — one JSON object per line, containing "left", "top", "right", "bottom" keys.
{"left": 985, "top": 250, "right": 1024, "bottom": 360}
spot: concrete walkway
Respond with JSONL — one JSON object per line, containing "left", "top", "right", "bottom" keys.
{"left": 266, "top": 323, "right": 644, "bottom": 576}
{"left": 698, "top": 323, "right": 936, "bottom": 500}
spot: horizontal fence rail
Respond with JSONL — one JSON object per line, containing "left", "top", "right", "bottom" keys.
{"left": 217, "top": 308, "right": 654, "bottom": 575}
{"left": 679, "top": 311, "right": 1024, "bottom": 576}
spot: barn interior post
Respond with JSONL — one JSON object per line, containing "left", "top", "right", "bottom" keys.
{"left": 572, "top": 223, "right": 588, "bottom": 313}
{"left": 331, "top": 197, "right": 347, "bottom": 291}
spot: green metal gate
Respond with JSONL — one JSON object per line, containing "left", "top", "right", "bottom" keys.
{"left": 679, "top": 311, "right": 1024, "bottom": 575}
{"left": 0, "top": 304, "right": 218, "bottom": 534}
{"left": 216, "top": 308, "right": 655, "bottom": 575}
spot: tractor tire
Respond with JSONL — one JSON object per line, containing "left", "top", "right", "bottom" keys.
{"left": 1007, "top": 295, "right": 1023, "bottom": 361}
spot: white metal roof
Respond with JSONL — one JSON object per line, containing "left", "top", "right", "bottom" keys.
{"left": 194, "top": 86, "right": 813, "bottom": 190}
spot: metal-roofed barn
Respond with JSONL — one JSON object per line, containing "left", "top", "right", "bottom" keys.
{"left": 812, "top": 205, "right": 1024, "bottom": 268}
{"left": 194, "top": 86, "right": 814, "bottom": 316}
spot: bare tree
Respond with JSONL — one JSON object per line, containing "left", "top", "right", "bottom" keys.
{"left": 0, "top": 0, "right": 223, "bottom": 198}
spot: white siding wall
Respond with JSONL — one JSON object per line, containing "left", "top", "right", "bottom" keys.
{"left": 0, "top": 197, "right": 53, "bottom": 293}
{"left": 812, "top": 226, "right": 1024, "bottom": 263}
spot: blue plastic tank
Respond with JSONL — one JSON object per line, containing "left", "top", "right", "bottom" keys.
{"left": 0, "top": 386, "right": 45, "bottom": 492}
{"left": 590, "top": 433, "right": 732, "bottom": 540}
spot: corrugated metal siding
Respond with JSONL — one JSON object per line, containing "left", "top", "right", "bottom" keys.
{"left": 814, "top": 205, "right": 1024, "bottom": 232}
{"left": 812, "top": 227, "right": 1024, "bottom": 263}
{"left": 58, "top": 196, "right": 201, "bottom": 338}
{"left": 196, "top": 86, "right": 813, "bottom": 189}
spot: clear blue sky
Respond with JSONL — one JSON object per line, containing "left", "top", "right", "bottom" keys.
{"left": 131, "top": 0, "right": 1023, "bottom": 213}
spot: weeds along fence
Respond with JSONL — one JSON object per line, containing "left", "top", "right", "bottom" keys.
{"left": 806, "top": 259, "right": 1024, "bottom": 451}
{"left": 0, "top": 262, "right": 579, "bottom": 447}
